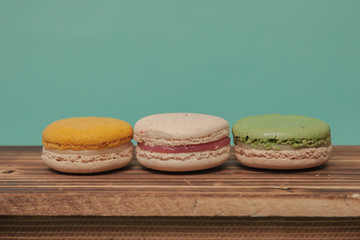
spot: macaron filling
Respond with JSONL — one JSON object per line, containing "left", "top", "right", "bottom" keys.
{"left": 137, "top": 137, "right": 230, "bottom": 153}
{"left": 42, "top": 143, "right": 134, "bottom": 163}
{"left": 234, "top": 136, "right": 331, "bottom": 150}
{"left": 235, "top": 140, "right": 331, "bottom": 151}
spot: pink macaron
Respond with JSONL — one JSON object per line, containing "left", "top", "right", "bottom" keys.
{"left": 134, "top": 113, "right": 231, "bottom": 172}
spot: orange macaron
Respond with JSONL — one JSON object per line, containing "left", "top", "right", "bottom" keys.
{"left": 42, "top": 117, "right": 134, "bottom": 173}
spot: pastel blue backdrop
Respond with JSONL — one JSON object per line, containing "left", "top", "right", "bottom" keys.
{"left": 1, "top": 0, "right": 359, "bottom": 145}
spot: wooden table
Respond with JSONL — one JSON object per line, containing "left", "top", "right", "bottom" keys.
{"left": 1, "top": 146, "right": 360, "bottom": 239}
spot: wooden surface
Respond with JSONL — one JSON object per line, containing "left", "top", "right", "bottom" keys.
{"left": 1, "top": 216, "right": 360, "bottom": 239}
{"left": 1, "top": 146, "right": 360, "bottom": 217}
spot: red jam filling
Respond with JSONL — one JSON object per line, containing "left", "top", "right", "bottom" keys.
{"left": 137, "top": 137, "right": 230, "bottom": 153}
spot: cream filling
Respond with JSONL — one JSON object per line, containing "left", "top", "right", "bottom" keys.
{"left": 235, "top": 141, "right": 331, "bottom": 150}
{"left": 42, "top": 143, "right": 133, "bottom": 163}
{"left": 44, "top": 143, "right": 132, "bottom": 155}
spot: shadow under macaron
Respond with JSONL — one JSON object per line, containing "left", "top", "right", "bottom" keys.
{"left": 46, "top": 161, "right": 135, "bottom": 176}
{"left": 235, "top": 161, "right": 329, "bottom": 173}
{"left": 138, "top": 162, "right": 230, "bottom": 175}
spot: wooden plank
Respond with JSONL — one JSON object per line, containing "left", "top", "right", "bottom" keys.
{"left": 0, "top": 146, "right": 360, "bottom": 217}
{"left": 1, "top": 216, "right": 360, "bottom": 239}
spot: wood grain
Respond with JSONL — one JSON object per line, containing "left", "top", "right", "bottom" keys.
{"left": 1, "top": 216, "right": 360, "bottom": 239}
{"left": 0, "top": 146, "right": 360, "bottom": 217}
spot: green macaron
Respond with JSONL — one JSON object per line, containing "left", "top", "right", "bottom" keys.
{"left": 233, "top": 114, "right": 331, "bottom": 150}
{"left": 232, "top": 114, "right": 332, "bottom": 170}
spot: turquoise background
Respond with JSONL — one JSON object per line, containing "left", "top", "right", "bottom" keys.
{"left": 1, "top": 0, "right": 359, "bottom": 145}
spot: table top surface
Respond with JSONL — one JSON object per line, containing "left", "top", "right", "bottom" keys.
{"left": 1, "top": 146, "right": 359, "bottom": 217}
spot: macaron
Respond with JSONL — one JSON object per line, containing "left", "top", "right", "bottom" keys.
{"left": 232, "top": 114, "right": 332, "bottom": 170}
{"left": 134, "top": 113, "right": 231, "bottom": 172}
{"left": 42, "top": 117, "right": 134, "bottom": 173}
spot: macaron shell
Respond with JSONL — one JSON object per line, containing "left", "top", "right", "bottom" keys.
{"left": 232, "top": 114, "right": 331, "bottom": 140}
{"left": 42, "top": 143, "right": 134, "bottom": 173}
{"left": 136, "top": 145, "right": 230, "bottom": 172}
{"left": 234, "top": 144, "right": 332, "bottom": 170}
{"left": 42, "top": 117, "right": 133, "bottom": 150}
{"left": 136, "top": 128, "right": 229, "bottom": 147}
{"left": 134, "top": 113, "right": 229, "bottom": 145}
